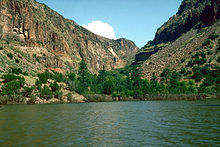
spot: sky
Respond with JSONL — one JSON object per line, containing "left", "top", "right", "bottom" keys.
{"left": 36, "top": 0, "right": 183, "bottom": 48}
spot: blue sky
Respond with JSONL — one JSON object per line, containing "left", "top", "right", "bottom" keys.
{"left": 36, "top": 0, "right": 183, "bottom": 48}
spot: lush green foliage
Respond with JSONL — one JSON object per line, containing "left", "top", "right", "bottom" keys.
{"left": 77, "top": 59, "right": 92, "bottom": 93}
{"left": 1, "top": 59, "right": 219, "bottom": 104}
{"left": 36, "top": 72, "right": 63, "bottom": 100}
{"left": 37, "top": 71, "right": 52, "bottom": 83}
{"left": 50, "top": 82, "right": 60, "bottom": 92}
{"left": 1, "top": 73, "right": 25, "bottom": 98}
{"left": 10, "top": 68, "right": 23, "bottom": 75}
{"left": 22, "top": 86, "right": 34, "bottom": 98}
{"left": 73, "top": 61, "right": 219, "bottom": 96}
{"left": 67, "top": 72, "right": 76, "bottom": 91}
{"left": 52, "top": 72, "right": 66, "bottom": 82}
{"left": 39, "top": 85, "right": 53, "bottom": 100}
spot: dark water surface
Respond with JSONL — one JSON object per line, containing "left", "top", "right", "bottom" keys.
{"left": 0, "top": 100, "right": 220, "bottom": 146}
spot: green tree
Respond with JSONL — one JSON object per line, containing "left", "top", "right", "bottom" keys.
{"left": 10, "top": 68, "right": 23, "bottom": 75}
{"left": 50, "top": 82, "right": 60, "bottom": 92}
{"left": 168, "top": 70, "right": 181, "bottom": 93}
{"left": 37, "top": 71, "right": 52, "bottom": 83}
{"left": 22, "top": 86, "right": 34, "bottom": 97}
{"left": 1, "top": 74, "right": 25, "bottom": 96}
{"left": 102, "top": 76, "right": 116, "bottom": 95}
{"left": 77, "top": 59, "right": 90, "bottom": 93}
{"left": 179, "top": 67, "right": 186, "bottom": 75}
{"left": 130, "top": 65, "right": 143, "bottom": 90}
{"left": 40, "top": 85, "right": 52, "bottom": 100}
{"left": 188, "top": 80, "right": 198, "bottom": 94}
{"left": 67, "top": 72, "right": 76, "bottom": 91}
{"left": 52, "top": 72, "right": 65, "bottom": 82}
{"left": 191, "top": 66, "right": 203, "bottom": 82}
{"left": 150, "top": 73, "right": 160, "bottom": 94}
{"left": 160, "top": 68, "right": 171, "bottom": 84}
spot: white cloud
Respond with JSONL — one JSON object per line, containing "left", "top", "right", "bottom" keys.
{"left": 82, "top": 21, "right": 116, "bottom": 40}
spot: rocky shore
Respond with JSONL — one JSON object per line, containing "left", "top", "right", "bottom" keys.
{"left": 0, "top": 93, "right": 87, "bottom": 105}
{"left": 0, "top": 94, "right": 219, "bottom": 105}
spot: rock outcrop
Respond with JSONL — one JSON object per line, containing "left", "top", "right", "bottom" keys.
{"left": 138, "top": 0, "right": 220, "bottom": 79}
{"left": 0, "top": 0, "right": 138, "bottom": 74}
{"left": 152, "top": 0, "right": 220, "bottom": 45}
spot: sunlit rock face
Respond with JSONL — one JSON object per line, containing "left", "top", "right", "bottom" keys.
{"left": 0, "top": 0, "right": 138, "bottom": 73}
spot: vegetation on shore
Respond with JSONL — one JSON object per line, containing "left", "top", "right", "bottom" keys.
{"left": 0, "top": 57, "right": 219, "bottom": 104}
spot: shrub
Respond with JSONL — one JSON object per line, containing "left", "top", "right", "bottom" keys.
{"left": 40, "top": 85, "right": 52, "bottom": 100}
{"left": 191, "top": 66, "right": 203, "bottom": 82}
{"left": 37, "top": 71, "right": 52, "bottom": 83}
{"left": 208, "top": 33, "right": 219, "bottom": 40}
{"left": 181, "top": 58, "right": 185, "bottom": 63}
{"left": 207, "top": 50, "right": 213, "bottom": 55}
{"left": 7, "top": 53, "right": 13, "bottom": 59}
{"left": 54, "top": 91, "right": 63, "bottom": 99}
{"left": 15, "top": 59, "right": 20, "bottom": 63}
{"left": 179, "top": 67, "right": 186, "bottom": 75}
{"left": 52, "top": 72, "right": 65, "bottom": 82}
{"left": 201, "top": 66, "right": 210, "bottom": 75}
{"left": 202, "top": 76, "right": 215, "bottom": 87}
{"left": 49, "top": 82, "right": 60, "bottom": 92}
{"left": 6, "top": 40, "right": 10, "bottom": 45}
{"left": 187, "top": 60, "right": 194, "bottom": 67}
{"left": 37, "top": 40, "right": 43, "bottom": 45}
{"left": 35, "top": 79, "right": 42, "bottom": 90}
{"left": 67, "top": 93, "right": 72, "bottom": 101}
{"left": 184, "top": 70, "right": 192, "bottom": 76}
{"left": 217, "top": 57, "right": 220, "bottom": 63}
{"left": 67, "top": 72, "right": 76, "bottom": 81}
{"left": 2, "top": 73, "right": 24, "bottom": 83}
{"left": 22, "top": 86, "right": 34, "bottom": 97}
{"left": 10, "top": 68, "right": 23, "bottom": 75}
{"left": 193, "top": 56, "right": 206, "bottom": 65}
{"left": 1, "top": 79, "right": 24, "bottom": 96}
{"left": 202, "top": 39, "right": 211, "bottom": 46}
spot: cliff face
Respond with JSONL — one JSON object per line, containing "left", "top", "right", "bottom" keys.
{"left": 0, "top": 0, "right": 138, "bottom": 74}
{"left": 137, "top": 0, "right": 220, "bottom": 80}
{"left": 152, "top": 0, "right": 220, "bottom": 45}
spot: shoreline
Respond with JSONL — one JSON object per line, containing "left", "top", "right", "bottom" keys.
{"left": 0, "top": 94, "right": 219, "bottom": 105}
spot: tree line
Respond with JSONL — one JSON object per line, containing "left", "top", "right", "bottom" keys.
{"left": 0, "top": 59, "right": 219, "bottom": 103}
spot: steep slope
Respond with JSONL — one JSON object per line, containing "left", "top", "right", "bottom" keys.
{"left": 142, "top": 22, "right": 220, "bottom": 80}
{"left": 135, "top": 0, "right": 220, "bottom": 80}
{"left": 153, "top": 0, "right": 220, "bottom": 44}
{"left": 0, "top": 0, "right": 138, "bottom": 74}
{"left": 135, "top": 0, "right": 220, "bottom": 65}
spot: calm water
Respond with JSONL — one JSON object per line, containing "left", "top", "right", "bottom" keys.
{"left": 0, "top": 100, "right": 220, "bottom": 146}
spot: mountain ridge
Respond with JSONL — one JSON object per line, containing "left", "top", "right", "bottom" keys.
{"left": 136, "top": 0, "right": 220, "bottom": 81}
{"left": 0, "top": 0, "right": 138, "bottom": 74}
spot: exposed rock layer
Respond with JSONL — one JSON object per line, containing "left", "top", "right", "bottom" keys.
{"left": 0, "top": 0, "right": 138, "bottom": 73}
{"left": 153, "top": 0, "right": 220, "bottom": 44}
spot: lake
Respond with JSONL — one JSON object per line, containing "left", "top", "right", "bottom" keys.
{"left": 0, "top": 100, "right": 220, "bottom": 146}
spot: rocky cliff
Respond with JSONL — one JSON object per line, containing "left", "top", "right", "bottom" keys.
{"left": 137, "top": 0, "right": 220, "bottom": 80}
{"left": 153, "top": 0, "right": 220, "bottom": 45}
{"left": 0, "top": 0, "right": 138, "bottom": 74}
{"left": 135, "top": 0, "right": 220, "bottom": 66}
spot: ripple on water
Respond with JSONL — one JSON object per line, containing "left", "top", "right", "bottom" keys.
{"left": 0, "top": 100, "right": 220, "bottom": 146}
